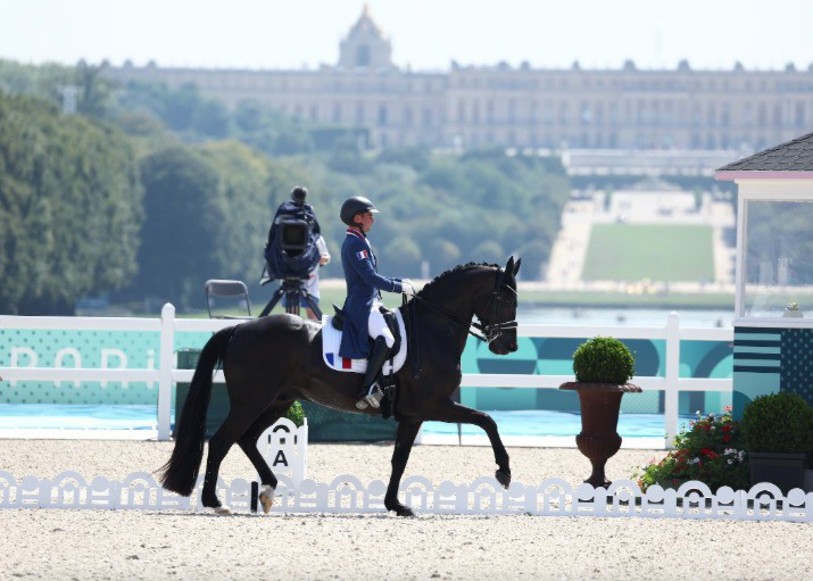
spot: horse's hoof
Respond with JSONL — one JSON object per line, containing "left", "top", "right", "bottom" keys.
{"left": 495, "top": 469, "right": 511, "bottom": 489}
{"left": 390, "top": 505, "right": 415, "bottom": 517}
{"left": 259, "top": 487, "right": 275, "bottom": 514}
{"left": 212, "top": 505, "right": 233, "bottom": 516}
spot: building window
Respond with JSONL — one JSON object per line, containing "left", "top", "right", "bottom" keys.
{"left": 559, "top": 102, "right": 568, "bottom": 124}
{"left": 580, "top": 103, "right": 591, "bottom": 124}
{"left": 356, "top": 45, "right": 370, "bottom": 67}
{"left": 795, "top": 102, "right": 806, "bottom": 128}
{"left": 706, "top": 103, "right": 716, "bottom": 126}
{"left": 378, "top": 104, "right": 387, "bottom": 125}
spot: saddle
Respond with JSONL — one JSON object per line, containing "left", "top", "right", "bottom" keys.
{"left": 331, "top": 304, "right": 402, "bottom": 356}
{"left": 321, "top": 307, "right": 407, "bottom": 376}
{"left": 322, "top": 306, "right": 407, "bottom": 419}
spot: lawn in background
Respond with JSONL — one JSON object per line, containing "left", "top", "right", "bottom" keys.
{"left": 583, "top": 224, "right": 715, "bottom": 282}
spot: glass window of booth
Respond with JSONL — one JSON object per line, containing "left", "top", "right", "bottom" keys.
{"left": 742, "top": 199, "right": 813, "bottom": 318}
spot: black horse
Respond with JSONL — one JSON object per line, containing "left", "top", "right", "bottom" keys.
{"left": 160, "top": 257, "right": 520, "bottom": 516}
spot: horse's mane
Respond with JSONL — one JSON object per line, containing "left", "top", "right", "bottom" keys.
{"left": 417, "top": 262, "right": 500, "bottom": 297}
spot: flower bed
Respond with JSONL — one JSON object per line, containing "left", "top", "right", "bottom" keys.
{"left": 634, "top": 406, "right": 749, "bottom": 492}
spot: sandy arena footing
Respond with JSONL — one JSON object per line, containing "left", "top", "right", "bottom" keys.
{"left": 1, "top": 440, "right": 811, "bottom": 580}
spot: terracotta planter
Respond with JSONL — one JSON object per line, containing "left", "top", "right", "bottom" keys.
{"left": 560, "top": 381, "right": 642, "bottom": 488}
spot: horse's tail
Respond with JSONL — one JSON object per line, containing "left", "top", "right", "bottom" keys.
{"left": 158, "top": 325, "right": 236, "bottom": 496}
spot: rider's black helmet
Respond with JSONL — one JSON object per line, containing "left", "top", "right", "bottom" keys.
{"left": 340, "top": 196, "right": 379, "bottom": 226}
{"left": 290, "top": 186, "right": 308, "bottom": 204}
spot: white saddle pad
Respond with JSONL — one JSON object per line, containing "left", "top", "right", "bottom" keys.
{"left": 321, "top": 310, "right": 408, "bottom": 375}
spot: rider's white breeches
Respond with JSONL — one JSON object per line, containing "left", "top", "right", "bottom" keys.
{"left": 368, "top": 303, "right": 395, "bottom": 348}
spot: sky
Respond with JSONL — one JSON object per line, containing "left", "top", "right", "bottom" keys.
{"left": 2, "top": 0, "right": 813, "bottom": 72}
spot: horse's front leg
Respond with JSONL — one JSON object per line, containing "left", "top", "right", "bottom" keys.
{"left": 423, "top": 400, "right": 511, "bottom": 488}
{"left": 385, "top": 418, "right": 423, "bottom": 517}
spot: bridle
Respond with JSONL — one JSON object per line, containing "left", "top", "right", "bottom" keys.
{"left": 476, "top": 267, "right": 519, "bottom": 343}
{"left": 409, "top": 267, "right": 518, "bottom": 344}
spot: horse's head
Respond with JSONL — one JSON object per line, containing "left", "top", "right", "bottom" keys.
{"left": 475, "top": 256, "right": 521, "bottom": 355}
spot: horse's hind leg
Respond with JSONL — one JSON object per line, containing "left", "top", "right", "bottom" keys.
{"left": 236, "top": 402, "right": 293, "bottom": 514}
{"left": 423, "top": 400, "right": 511, "bottom": 488}
{"left": 384, "top": 418, "right": 423, "bottom": 517}
{"left": 201, "top": 407, "right": 264, "bottom": 514}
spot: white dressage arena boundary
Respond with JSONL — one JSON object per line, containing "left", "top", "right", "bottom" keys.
{"left": 1, "top": 469, "right": 811, "bottom": 522}
{"left": 1, "top": 418, "right": 811, "bottom": 522}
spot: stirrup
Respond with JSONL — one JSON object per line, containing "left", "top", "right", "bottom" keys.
{"left": 355, "top": 382, "right": 383, "bottom": 410}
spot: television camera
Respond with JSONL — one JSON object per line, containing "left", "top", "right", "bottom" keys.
{"left": 260, "top": 217, "right": 323, "bottom": 318}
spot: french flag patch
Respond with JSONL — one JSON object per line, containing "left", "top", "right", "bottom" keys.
{"left": 355, "top": 249, "right": 369, "bottom": 260}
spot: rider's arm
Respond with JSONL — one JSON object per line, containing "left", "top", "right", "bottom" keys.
{"left": 343, "top": 240, "right": 403, "bottom": 293}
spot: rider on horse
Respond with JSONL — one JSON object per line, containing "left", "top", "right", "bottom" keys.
{"left": 339, "top": 196, "right": 415, "bottom": 410}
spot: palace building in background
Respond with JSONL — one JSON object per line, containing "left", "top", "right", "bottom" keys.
{"left": 106, "top": 6, "right": 813, "bottom": 152}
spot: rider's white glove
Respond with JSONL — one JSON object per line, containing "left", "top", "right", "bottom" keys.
{"left": 401, "top": 279, "right": 417, "bottom": 297}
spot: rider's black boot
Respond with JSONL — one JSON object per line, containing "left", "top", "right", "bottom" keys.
{"left": 355, "top": 336, "right": 390, "bottom": 410}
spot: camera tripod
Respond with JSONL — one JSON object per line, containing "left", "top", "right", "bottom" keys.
{"left": 259, "top": 277, "right": 323, "bottom": 319}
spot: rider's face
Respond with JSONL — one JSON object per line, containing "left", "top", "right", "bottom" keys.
{"left": 355, "top": 212, "right": 375, "bottom": 232}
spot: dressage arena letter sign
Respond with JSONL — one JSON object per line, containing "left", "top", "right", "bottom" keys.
{"left": 273, "top": 450, "right": 289, "bottom": 467}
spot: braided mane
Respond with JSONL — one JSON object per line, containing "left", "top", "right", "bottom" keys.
{"left": 417, "top": 262, "right": 499, "bottom": 297}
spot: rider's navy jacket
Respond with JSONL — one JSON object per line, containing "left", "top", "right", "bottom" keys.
{"left": 339, "top": 228, "right": 403, "bottom": 358}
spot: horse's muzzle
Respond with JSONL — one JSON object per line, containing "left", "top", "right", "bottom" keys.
{"left": 489, "top": 338, "right": 518, "bottom": 355}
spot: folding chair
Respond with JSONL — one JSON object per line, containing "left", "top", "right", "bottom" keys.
{"left": 204, "top": 279, "right": 252, "bottom": 319}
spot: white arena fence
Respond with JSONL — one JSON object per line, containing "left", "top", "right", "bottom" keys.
{"left": 2, "top": 415, "right": 810, "bottom": 521}
{"left": 0, "top": 304, "right": 733, "bottom": 446}
{"left": 0, "top": 470, "right": 810, "bottom": 522}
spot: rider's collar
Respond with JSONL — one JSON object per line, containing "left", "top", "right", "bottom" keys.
{"left": 346, "top": 227, "right": 366, "bottom": 239}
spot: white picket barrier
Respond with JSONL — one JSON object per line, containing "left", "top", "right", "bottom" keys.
{"left": 0, "top": 305, "right": 734, "bottom": 446}
{"left": 1, "top": 468, "right": 810, "bottom": 522}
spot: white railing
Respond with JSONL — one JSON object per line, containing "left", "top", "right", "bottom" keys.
{"left": 464, "top": 313, "right": 733, "bottom": 446}
{"left": 0, "top": 306, "right": 733, "bottom": 445}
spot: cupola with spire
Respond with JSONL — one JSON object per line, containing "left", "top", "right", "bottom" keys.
{"left": 338, "top": 4, "right": 395, "bottom": 69}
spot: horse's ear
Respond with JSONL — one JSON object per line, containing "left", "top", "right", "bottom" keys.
{"left": 505, "top": 256, "right": 520, "bottom": 277}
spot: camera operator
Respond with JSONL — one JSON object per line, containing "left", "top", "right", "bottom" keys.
{"left": 265, "top": 186, "right": 330, "bottom": 321}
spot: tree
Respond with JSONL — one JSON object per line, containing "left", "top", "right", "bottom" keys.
{"left": 130, "top": 146, "right": 227, "bottom": 309}
{"left": 0, "top": 92, "right": 142, "bottom": 314}
{"left": 381, "top": 236, "right": 422, "bottom": 278}
{"left": 75, "top": 60, "right": 115, "bottom": 118}
{"left": 471, "top": 240, "right": 505, "bottom": 264}
{"left": 200, "top": 140, "right": 272, "bottom": 282}
{"left": 427, "top": 239, "right": 462, "bottom": 273}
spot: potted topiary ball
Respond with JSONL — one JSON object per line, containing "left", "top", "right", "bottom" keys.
{"left": 742, "top": 392, "right": 813, "bottom": 494}
{"left": 285, "top": 401, "right": 306, "bottom": 427}
{"left": 560, "top": 336, "right": 642, "bottom": 488}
